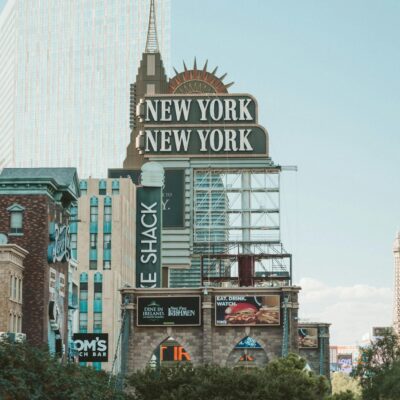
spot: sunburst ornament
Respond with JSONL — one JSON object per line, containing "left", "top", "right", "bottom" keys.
{"left": 168, "top": 58, "right": 234, "bottom": 94}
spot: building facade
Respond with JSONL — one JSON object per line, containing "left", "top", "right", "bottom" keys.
{"left": 0, "top": 244, "right": 28, "bottom": 338}
{"left": 0, "top": 0, "right": 17, "bottom": 169}
{"left": 121, "top": 287, "right": 330, "bottom": 379}
{"left": 0, "top": 0, "right": 171, "bottom": 177}
{"left": 393, "top": 232, "right": 400, "bottom": 334}
{"left": 0, "top": 168, "right": 79, "bottom": 357}
{"left": 75, "top": 178, "right": 136, "bottom": 371}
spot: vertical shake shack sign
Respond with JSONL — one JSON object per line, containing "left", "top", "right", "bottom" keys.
{"left": 135, "top": 94, "right": 269, "bottom": 158}
{"left": 136, "top": 186, "right": 162, "bottom": 288}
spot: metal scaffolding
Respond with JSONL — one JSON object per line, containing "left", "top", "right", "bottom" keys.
{"left": 193, "top": 168, "right": 291, "bottom": 286}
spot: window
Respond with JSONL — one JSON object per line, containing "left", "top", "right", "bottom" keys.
{"left": 10, "top": 212, "right": 23, "bottom": 234}
{"left": 90, "top": 205, "right": 98, "bottom": 222}
{"left": 93, "top": 313, "right": 102, "bottom": 331}
{"left": 89, "top": 260, "right": 97, "bottom": 270}
{"left": 103, "top": 260, "right": 111, "bottom": 270}
{"left": 9, "top": 313, "right": 13, "bottom": 332}
{"left": 104, "top": 205, "right": 112, "bottom": 222}
{"left": 79, "top": 289, "right": 88, "bottom": 301}
{"left": 79, "top": 313, "right": 88, "bottom": 332}
{"left": 9, "top": 275, "right": 13, "bottom": 298}
{"left": 13, "top": 277, "right": 17, "bottom": 300}
{"left": 112, "top": 180, "right": 119, "bottom": 195}
{"left": 99, "top": 180, "right": 107, "bottom": 195}
{"left": 90, "top": 234, "right": 97, "bottom": 249}
{"left": 80, "top": 180, "right": 88, "bottom": 195}
{"left": 103, "top": 234, "right": 111, "bottom": 249}
{"left": 70, "top": 233, "right": 77, "bottom": 258}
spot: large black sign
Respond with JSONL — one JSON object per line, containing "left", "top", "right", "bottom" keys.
{"left": 137, "top": 126, "right": 268, "bottom": 157}
{"left": 73, "top": 333, "right": 108, "bottom": 362}
{"left": 108, "top": 169, "right": 185, "bottom": 228}
{"left": 137, "top": 296, "right": 201, "bottom": 326}
{"left": 215, "top": 295, "right": 280, "bottom": 326}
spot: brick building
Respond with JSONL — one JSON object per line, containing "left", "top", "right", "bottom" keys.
{"left": 0, "top": 168, "right": 79, "bottom": 356}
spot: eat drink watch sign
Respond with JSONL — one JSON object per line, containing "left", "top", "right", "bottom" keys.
{"left": 136, "top": 94, "right": 269, "bottom": 158}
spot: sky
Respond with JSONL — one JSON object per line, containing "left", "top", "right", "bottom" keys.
{"left": 0, "top": 0, "right": 398, "bottom": 345}
{"left": 171, "top": 0, "right": 400, "bottom": 344}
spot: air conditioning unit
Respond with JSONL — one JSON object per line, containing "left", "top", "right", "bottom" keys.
{"left": 15, "top": 333, "right": 26, "bottom": 343}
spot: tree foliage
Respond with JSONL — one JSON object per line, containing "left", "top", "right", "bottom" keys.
{"left": 127, "top": 353, "right": 330, "bottom": 400}
{"left": 0, "top": 341, "right": 129, "bottom": 400}
{"left": 331, "top": 372, "right": 361, "bottom": 399}
{"left": 351, "top": 330, "right": 400, "bottom": 400}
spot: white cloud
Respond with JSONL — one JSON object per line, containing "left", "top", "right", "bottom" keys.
{"left": 297, "top": 278, "right": 393, "bottom": 345}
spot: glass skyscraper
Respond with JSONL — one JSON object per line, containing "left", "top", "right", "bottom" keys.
{"left": 0, "top": 0, "right": 170, "bottom": 177}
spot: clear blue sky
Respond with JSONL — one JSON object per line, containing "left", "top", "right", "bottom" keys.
{"left": 172, "top": 0, "right": 400, "bottom": 289}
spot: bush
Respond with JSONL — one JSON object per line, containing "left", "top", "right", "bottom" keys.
{"left": 0, "top": 341, "right": 129, "bottom": 400}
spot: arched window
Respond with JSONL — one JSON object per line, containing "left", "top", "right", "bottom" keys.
{"left": 150, "top": 337, "right": 191, "bottom": 368}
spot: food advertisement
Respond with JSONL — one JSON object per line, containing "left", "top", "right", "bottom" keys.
{"left": 215, "top": 295, "right": 280, "bottom": 326}
{"left": 298, "top": 327, "right": 318, "bottom": 348}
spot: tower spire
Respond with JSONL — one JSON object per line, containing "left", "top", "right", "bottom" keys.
{"left": 145, "top": 0, "right": 159, "bottom": 53}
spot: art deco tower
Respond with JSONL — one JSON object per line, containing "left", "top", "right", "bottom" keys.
{"left": 393, "top": 232, "right": 400, "bottom": 334}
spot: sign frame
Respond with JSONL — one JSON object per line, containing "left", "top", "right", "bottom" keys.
{"left": 137, "top": 296, "right": 202, "bottom": 327}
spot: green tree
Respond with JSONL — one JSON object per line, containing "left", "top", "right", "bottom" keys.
{"left": 0, "top": 341, "right": 129, "bottom": 400}
{"left": 331, "top": 372, "right": 361, "bottom": 399}
{"left": 351, "top": 330, "right": 400, "bottom": 400}
{"left": 127, "top": 353, "right": 330, "bottom": 400}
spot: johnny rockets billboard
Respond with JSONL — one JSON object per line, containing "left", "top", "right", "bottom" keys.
{"left": 135, "top": 94, "right": 269, "bottom": 158}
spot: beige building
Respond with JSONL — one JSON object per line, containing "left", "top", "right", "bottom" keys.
{"left": 74, "top": 178, "right": 136, "bottom": 371}
{"left": 0, "top": 244, "right": 28, "bottom": 337}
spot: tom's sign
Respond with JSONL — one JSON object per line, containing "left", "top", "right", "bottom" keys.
{"left": 136, "top": 94, "right": 269, "bottom": 158}
{"left": 73, "top": 333, "right": 108, "bottom": 362}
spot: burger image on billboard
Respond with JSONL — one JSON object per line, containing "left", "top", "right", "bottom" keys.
{"left": 216, "top": 295, "right": 280, "bottom": 326}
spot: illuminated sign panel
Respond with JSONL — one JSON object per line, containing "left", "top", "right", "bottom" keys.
{"left": 215, "top": 295, "right": 280, "bottom": 326}
{"left": 136, "top": 94, "right": 269, "bottom": 158}
{"left": 136, "top": 187, "right": 162, "bottom": 288}
{"left": 137, "top": 94, "right": 257, "bottom": 125}
{"left": 73, "top": 333, "right": 109, "bottom": 362}
{"left": 137, "top": 296, "right": 201, "bottom": 326}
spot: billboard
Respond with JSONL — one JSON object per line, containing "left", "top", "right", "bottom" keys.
{"left": 137, "top": 296, "right": 201, "bottom": 326}
{"left": 73, "top": 333, "right": 108, "bottom": 362}
{"left": 338, "top": 354, "right": 353, "bottom": 374}
{"left": 136, "top": 186, "right": 162, "bottom": 288}
{"left": 372, "top": 326, "right": 392, "bottom": 338}
{"left": 298, "top": 327, "right": 319, "bottom": 349}
{"left": 136, "top": 94, "right": 269, "bottom": 158}
{"left": 108, "top": 169, "right": 185, "bottom": 228}
{"left": 215, "top": 295, "right": 280, "bottom": 326}
{"left": 137, "top": 94, "right": 258, "bottom": 125}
